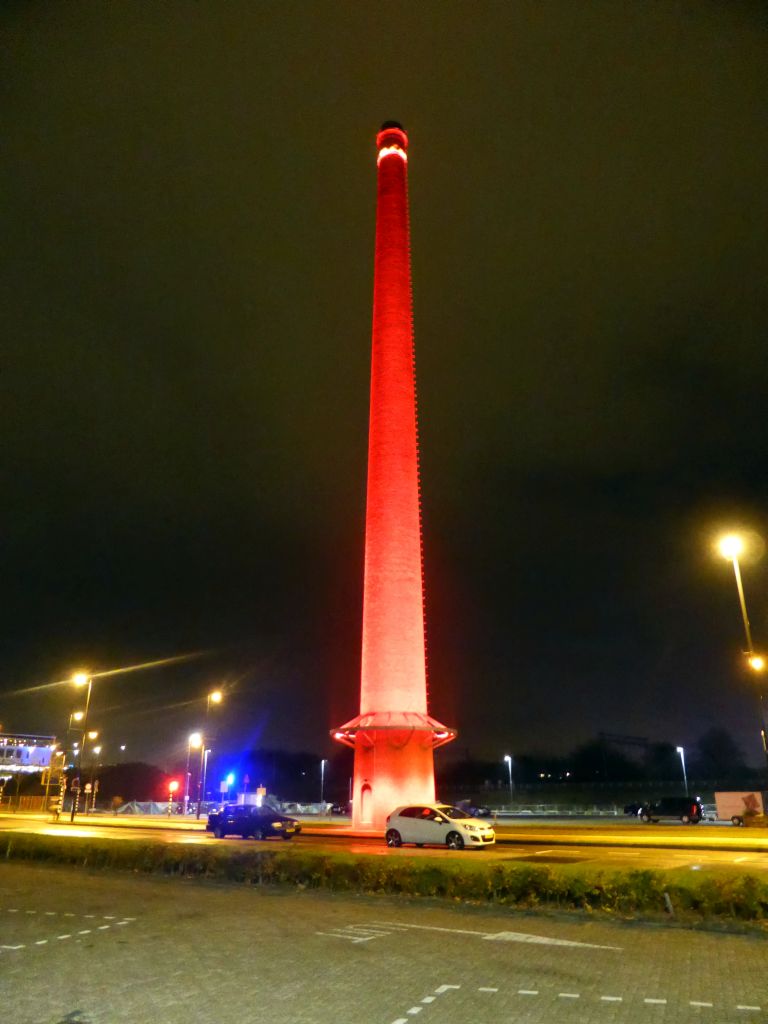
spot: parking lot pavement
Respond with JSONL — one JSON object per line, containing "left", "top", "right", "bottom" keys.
{"left": 2, "top": 863, "right": 766, "bottom": 1024}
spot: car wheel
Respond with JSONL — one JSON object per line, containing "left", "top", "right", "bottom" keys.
{"left": 640, "top": 813, "right": 651, "bottom": 823}
{"left": 385, "top": 829, "right": 402, "bottom": 847}
{"left": 731, "top": 815, "right": 744, "bottom": 826}
{"left": 213, "top": 825, "right": 225, "bottom": 839}
{"left": 253, "top": 829, "right": 265, "bottom": 841}
{"left": 446, "top": 831, "right": 464, "bottom": 850}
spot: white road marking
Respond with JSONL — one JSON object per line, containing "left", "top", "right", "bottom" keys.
{"left": 315, "top": 930, "right": 377, "bottom": 944}
{"left": 484, "top": 930, "right": 620, "bottom": 949}
{"left": 406, "top": 1009, "right": 421, "bottom": 1015}
{"left": 420, "top": 996, "right": 435, "bottom": 1004}
{"left": 7, "top": 909, "right": 18, "bottom": 913}
{"left": 518, "top": 990, "right": 539, "bottom": 996}
{"left": 77, "top": 929, "right": 91, "bottom": 935}
{"left": 1, "top": 944, "right": 25, "bottom": 950}
{"left": 690, "top": 1002, "right": 714, "bottom": 1008}
{"left": 737, "top": 1006, "right": 761, "bottom": 1012}
{"left": 644, "top": 998, "right": 667, "bottom": 1004}
{"left": 44, "top": 912, "right": 56, "bottom": 916}
{"left": 601, "top": 995, "right": 623, "bottom": 1002}
{"left": 435, "top": 985, "right": 461, "bottom": 994}
{"left": 391, "top": 1019, "right": 408, "bottom": 1024}
{"left": 57, "top": 935, "right": 71, "bottom": 940}
{"left": 478, "top": 987, "right": 498, "bottom": 992}
{"left": 733, "top": 856, "right": 751, "bottom": 863}
{"left": 558, "top": 993, "right": 580, "bottom": 999}
{"left": 371, "top": 920, "right": 620, "bottom": 950}
{"left": 97, "top": 925, "right": 110, "bottom": 930}
{"left": 25, "top": 909, "right": 37, "bottom": 914}
{"left": 84, "top": 914, "right": 95, "bottom": 918}
{"left": 35, "top": 940, "right": 48, "bottom": 946}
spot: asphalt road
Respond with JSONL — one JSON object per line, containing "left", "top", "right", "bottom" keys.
{"left": 2, "top": 813, "right": 767, "bottom": 874}
{"left": 2, "top": 862, "right": 766, "bottom": 1024}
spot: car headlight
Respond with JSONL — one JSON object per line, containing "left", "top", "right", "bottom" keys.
{"left": 271, "top": 821, "right": 283, "bottom": 828}
{"left": 464, "top": 824, "right": 480, "bottom": 832}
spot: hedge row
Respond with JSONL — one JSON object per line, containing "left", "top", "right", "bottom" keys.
{"left": 4, "top": 831, "right": 768, "bottom": 923}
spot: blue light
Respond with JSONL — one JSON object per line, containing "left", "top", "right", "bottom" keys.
{"left": 226, "top": 773, "right": 235, "bottom": 786}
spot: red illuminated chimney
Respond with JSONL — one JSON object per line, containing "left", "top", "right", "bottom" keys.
{"left": 332, "top": 123, "right": 456, "bottom": 829}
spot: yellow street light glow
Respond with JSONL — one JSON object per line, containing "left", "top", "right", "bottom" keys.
{"left": 92, "top": 745, "right": 102, "bottom": 755}
{"left": 188, "top": 731, "right": 203, "bottom": 748}
{"left": 748, "top": 655, "right": 765, "bottom": 672}
{"left": 209, "top": 690, "right": 223, "bottom": 704}
{"left": 87, "top": 730, "right": 98, "bottom": 740}
{"left": 72, "top": 711, "right": 84, "bottom": 722}
{"left": 72, "top": 671, "right": 90, "bottom": 687}
{"left": 718, "top": 534, "right": 744, "bottom": 560}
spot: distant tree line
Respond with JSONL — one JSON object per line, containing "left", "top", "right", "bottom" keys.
{"left": 436, "top": 727, "right": 764, "bottom": 790}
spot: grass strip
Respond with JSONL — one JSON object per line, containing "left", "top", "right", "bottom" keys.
{"left": 3, "top": 831, "right": 768, "bottom": 924}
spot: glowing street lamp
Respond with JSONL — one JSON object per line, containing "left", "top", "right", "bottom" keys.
{"left": 717, "top": 532, "right": 768, "bottom": 765}
{"left": 70, "top": 671, "right": 93, "bottom": 822}
{"left": 718, "top": 534, "right": 753, "bottom": 652}
{"left": 503, "top": 754, "right": 514, "bottom": 803}
{"left": 675, "top": 745, "right": 688, "bottom": 796}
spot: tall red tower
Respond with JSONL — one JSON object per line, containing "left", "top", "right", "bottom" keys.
{"left": 332, "top": 122, "right": 456, "bottom": 829}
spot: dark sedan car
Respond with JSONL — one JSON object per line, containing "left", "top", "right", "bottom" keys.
{"left": 207, "top": 804, "right": 301, "bottom": 840}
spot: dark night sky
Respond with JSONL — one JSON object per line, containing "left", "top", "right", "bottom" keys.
{"left": 4, "top": 2, "right": 768, "bottom": 771}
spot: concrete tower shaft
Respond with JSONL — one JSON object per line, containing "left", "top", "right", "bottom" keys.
{"left": 332, "top": 124, "right": 456, "bottom": 830}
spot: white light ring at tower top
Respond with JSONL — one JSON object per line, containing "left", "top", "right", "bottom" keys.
{"left": 377, "top": 145, "right": 407, "bottom": 165}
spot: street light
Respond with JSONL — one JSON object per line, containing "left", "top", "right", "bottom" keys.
{"left": 70, "top": 671, "right": 93, "bottom": 822}
{"left": 717, "top": 532, "right": 768, "bottom": 765}
{"left": 184, "top": 731, "right": 202, "bottom": 815}
{"left": 675, "top": 745, "right": 688, "bottom": 796}
{"left": 503, "top": 754, "right": 514, "bottom": 803}
{"left": 320, "top": 759, "right": 328, "bottom": 803}
{"left": 195, "top": 689, "right": 224, "bottom": 819}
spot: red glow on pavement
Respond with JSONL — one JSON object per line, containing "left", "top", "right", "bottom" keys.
{"left": 332, "top": 123, "right": 455, "bottom": 829}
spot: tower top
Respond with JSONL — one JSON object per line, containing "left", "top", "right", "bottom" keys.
{"left": 376, "top": 121, "right": 408, "bottom": 161}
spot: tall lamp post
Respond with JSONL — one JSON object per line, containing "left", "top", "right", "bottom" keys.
{"left": 717, "top": 534, "right": 768, "bottom": 766}
{"left": 320, "top": 758, "right": 328, "bottom": 803}
{"left": 195, "top": 689, "right": 223, "bottom": 819}
{"left": 675, "top": 745, "right": 688, "bottom": 796}
{"left": 69, "top": 672, "right": 92, "bottom": 822}
{"left": 184, "top": 732, "right": 202, "bottom": 815}
{"left": 503, "top": 754, "right": 514, "bottom": 804}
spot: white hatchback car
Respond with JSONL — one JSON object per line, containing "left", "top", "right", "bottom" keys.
{"left": 385, "top": 803, "right": 496, "bottom": 850}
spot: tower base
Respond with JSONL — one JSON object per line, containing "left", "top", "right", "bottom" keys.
{"left": 332, "top": 711, "right": 456, "bottom": 829}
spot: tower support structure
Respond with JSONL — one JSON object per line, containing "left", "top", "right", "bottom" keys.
{"left": 332, "top": 123, "right": 455, "bottom": 829}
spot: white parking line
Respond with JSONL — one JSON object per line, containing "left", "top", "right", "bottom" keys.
{"left": 558, "top": 993, "right": 580, "bottom": 999}
{"left": 478, "top": 987, "right": 498, "bottom": 992}
{"left": 690, "top": 1002, "right": 713, "bottom": 1008}
{"left": 420, "top": 996, "right": 435, "bottom": 1004}
{"left": 737, "top": 1006, "right": 761, "bottom": 1012}
{"left": 518, "top": 989, "right": 539, "bottom": 996}
{"left": 644, "top": 998, "right": 667, "bottom": 1004}
{"left": 601, "top": 995, "right": 623, "bottom": 1002}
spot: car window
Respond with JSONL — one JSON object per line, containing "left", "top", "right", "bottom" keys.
{"left": 398, "top": 807, "right": 418, "bottom": 818}
{"left": 438, "top": 805, "right": 468, "bottom": 820}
